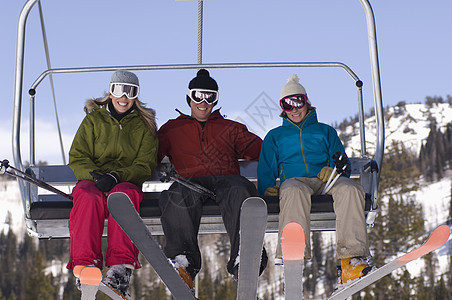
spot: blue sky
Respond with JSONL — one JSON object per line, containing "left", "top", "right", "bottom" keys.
{"left": 1, "top": 0, "right": 451, "bottom": 165}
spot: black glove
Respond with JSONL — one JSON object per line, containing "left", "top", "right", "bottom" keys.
{"left": 332, "top": 152, "right": 351, "bottom": 176}
{"left": 159, "top": 164, "right": 176, "bottom": 183}
{"left": 90, "top": 171, "right": 119, "bottom": 192}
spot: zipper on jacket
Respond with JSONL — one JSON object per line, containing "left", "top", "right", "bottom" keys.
{"left": 286, "top": 112, "right": 312, "bottom": 177}
{"left": 299, "top": 129, "right": 309, "bottom": 177}
{"left": 280, "top": 165, "right": 286, "bottom": 181}
{"left": 299, "top": 112, "right": 313, "bottom": 177}
{"left": 198, "top": 121, "right": 208, "bottom": 157}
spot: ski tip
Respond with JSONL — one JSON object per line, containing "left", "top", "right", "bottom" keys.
{"left": 80, "top": 266, "right": 102, "bottom": 286}
{"left": 281, "top": 222, "right": 305, "bottom": 260}
{"left": 73, "top": 265, "right": 84, "bottom": 278}
{"left": 431, "top": 224, "right": 451, "bottom": 244}
{"left": 282, "top": 222, "right": 305, "bottom": 237}
{"left": 242, "top": 196, "right": 267, "bottom": 207}
{"left": 107, "top": 192, "right": 131, "bottom": 208}
{"left": 400, "top": 224, "right": 451, "bottom": 263}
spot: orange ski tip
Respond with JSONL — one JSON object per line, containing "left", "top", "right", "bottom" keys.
{"left": 282, "top": 222, "right": 304, "bottom": 235}
{"left": 436, "top": 224, "right": 451, "bottom": 237}
{"left": 80, "top": 266, "right": 103, "bottom": 286}
{"left": 73, "top": 265, "right": 85, "bottom": 278}
{"left": 281, "top": 222, "right": 305, "bottom": 260}
{"left": 400, "top": 224, "right": 451, "bottom": 263}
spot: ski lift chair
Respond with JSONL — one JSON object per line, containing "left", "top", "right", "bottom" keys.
{"left": 12, "top": 0, "right": 384, "bottom": 239}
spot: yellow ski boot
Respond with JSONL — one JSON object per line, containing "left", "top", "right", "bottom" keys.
{"left": 341, "top": 257, "right": 374, "bottom": 284}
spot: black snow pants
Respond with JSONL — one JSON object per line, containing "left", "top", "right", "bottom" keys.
{"left": 159, "top": 174, "right": 261, "bottom": 278}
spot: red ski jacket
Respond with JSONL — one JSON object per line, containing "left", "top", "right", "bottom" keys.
{"left": 158, "top": 109, "right": 262, "bottom": 178}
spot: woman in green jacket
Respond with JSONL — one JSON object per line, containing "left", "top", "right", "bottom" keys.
{"left": 67, "top": 70, "right": 158, "bottom": 298}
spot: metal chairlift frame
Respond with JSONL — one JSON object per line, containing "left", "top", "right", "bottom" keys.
{"left": 12, "top": 0, "right": 384, "bottom": 238}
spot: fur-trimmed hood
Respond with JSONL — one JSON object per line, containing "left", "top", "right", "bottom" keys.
{"left": 84, "top": 98, "right": 102, "bottom": 114}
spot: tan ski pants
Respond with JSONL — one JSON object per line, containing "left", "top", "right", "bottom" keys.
{"left": 277, "top": 177, "right": 369, "bottom": 260}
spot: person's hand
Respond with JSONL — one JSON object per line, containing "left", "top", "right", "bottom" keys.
{"left": 264, "top": 185, "right": 280, "bottom": 196}
{"left": 317, "top": 166, "right": 334, "bottom": 182}
{"left": 90, "top": 171, "right": 119, "bottom": 192}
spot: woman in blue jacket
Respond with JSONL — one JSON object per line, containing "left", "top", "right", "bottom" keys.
{"left": 257, "top": 74, "right": 373, "bottom": 284}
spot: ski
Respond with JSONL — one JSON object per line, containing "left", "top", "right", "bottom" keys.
{"left": 76, "top": 266, "right": 102, "bottom": 300}
{"left": 328, "top": 224, "right": 451, "bottom": 300}
{"left": 236, "top": 197, "right": 268, "bottom": 300}
{"left": 107, "top": 192, "right": 196, "bottom": 300}
{"left": 98, "top": 282, "right": 129, "bottom": 300}
{"left": 281, "top": 222, "right": 305, "bottom": 300}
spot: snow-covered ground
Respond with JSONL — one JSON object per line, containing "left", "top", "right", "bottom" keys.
{"left": 405, "top": 174, "right": 452, "bottom": 277}
{"left": 0, "top": 179, "right": 26, "bottom": 237}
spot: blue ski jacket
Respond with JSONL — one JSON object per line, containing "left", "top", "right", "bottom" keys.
{"left": 257, "top": 109, "right": 349, "bottom": 195}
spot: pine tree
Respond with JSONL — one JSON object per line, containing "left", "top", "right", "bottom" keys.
{"left": 16, "top": 234, "right": 38, "bottom": 300}
{"left": 213, "top": 270, "right": 236, "bottom": 300}
{"left": 24, "top": 251, "right": 56, "bottom": 299}
{"left": 448, "top": 254, "right": 452, "bottom": 300}
{"left": 62, "top": 275, "right": 78, "bottom": 300}
{"left": 447, "top": 179, "right": 452, "bottom": 299}
{"left": 418, "top": 123, "right": 452, "bottom": 181}
{"left": 198, "top": 264, "right": 214, "bottom": 299}
{"left": 39, "top": 237, "right": 70, "bottom": 262}
{"left": 434, "top": 275, "right": 449, "bottom": 300}
{"left": 421, "top": 252, "right": 438, "bottom": 298}
{"left": 0, "top": 230, "right": 18, "bottom": 299}
{"left": 323, "top": 235, "right": 339, "bottom": 295}
{"left": 303, "top": 232, "right": 322, "bottom": 297}
{"left": 445, "top": 124, "right": 452, "bottom": 164}
{"left": 365, "top": 140, "right": 425, "bottom": 299}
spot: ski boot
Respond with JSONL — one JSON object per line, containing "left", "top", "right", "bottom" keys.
{"left": 230, "top": 248, "right": 268, "bottom": 280}
{"left": 340, "top": 257, "right": 374, "bottom": 284}
{"left": 172, "top": 261, "right": 194, "bottom": 290}
{"left": 103, "top": 264, "right": 132, "bottom": 300}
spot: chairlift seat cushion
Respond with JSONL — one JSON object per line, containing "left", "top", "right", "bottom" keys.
{"left": 29, "top": 192, "right": 371, "bottom": 220}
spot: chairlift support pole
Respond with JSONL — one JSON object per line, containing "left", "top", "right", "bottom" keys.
{"left": 13, "top": 0, "right": 40, "bottom": 215}
{"left": 37, "top": 1, "right": 67, "bottom": 165}
{"left": 197, "top": 0, "right": 203, "bottom": 64}
{"left": 358, "top": 0, "right": 385, "bottom": 175}
{"left": 358, "top": 0, "right": 384, "bottom": 220}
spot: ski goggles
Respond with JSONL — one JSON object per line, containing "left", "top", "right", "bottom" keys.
{"left": 187, "top": 89, "right": 219, "bottom": 104}
{"left": 109, "top": 83, "right": 140, "bottom": 99}
{"left": 279, "top": 94, "right": 308, "bottom": 111}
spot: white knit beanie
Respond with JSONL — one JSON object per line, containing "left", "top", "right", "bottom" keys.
{"left": 280, "top": 74, "right": 310, "bottom": 104}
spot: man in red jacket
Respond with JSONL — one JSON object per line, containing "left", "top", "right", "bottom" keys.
{"left": 158, "top": 69, "right": 267, "bottom": 289}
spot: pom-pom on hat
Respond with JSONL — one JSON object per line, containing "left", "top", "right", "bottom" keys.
{"left": 280, "top": 74, "right": 310, "bottom": 104}
{"left": 188, "top": 69, "right": 218, "bottom": 91}
{"left": 110, "top": 70, "right": 139, "bottom": 87}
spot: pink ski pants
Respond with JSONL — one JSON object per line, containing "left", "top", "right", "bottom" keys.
{"left": 66, "top": 180, "right": 143, "bottom": 270}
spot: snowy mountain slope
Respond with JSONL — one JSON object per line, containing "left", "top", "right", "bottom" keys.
{"left": 345, "top": 102, "right": 452, "bottom": 157}
{"left": 1, "top": 102, "right": 451, "bottom": 299}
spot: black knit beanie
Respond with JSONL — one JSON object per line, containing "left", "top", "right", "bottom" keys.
{"left": 186, "top": 69, "right": 219, "bottom": 106}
